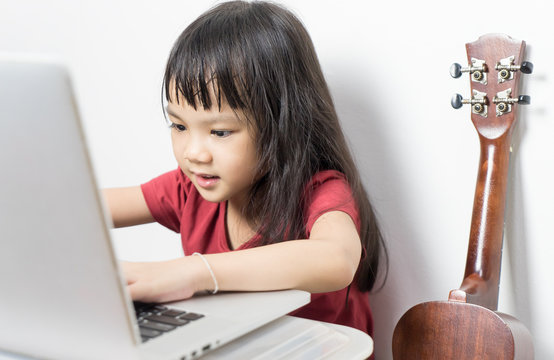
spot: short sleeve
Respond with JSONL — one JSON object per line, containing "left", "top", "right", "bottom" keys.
{"left": 140, "top": 168, "right": 189, "bottom": 233}
{"left": 304, "top": 170, "right": 361, "bottom": 237}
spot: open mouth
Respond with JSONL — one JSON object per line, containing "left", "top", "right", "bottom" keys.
{"left": 195, "top": 174, "right": 220, "bottom": 188}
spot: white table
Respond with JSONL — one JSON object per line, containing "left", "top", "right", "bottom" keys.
{"left": 203, "top": 315, "right": 373, "bottom": 359}
{"left": 0, "top": 316, "right": 373, "bottom": 360}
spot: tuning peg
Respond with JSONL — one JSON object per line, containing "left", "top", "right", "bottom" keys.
{"left": 520, "top": 61, "right": 533, "bottom": 74}
{"left": 451, "top": 94, "right": 464, "bottom": 109}
{"left": 450, "top": 63, "right": 463, "bottom": 78}
{"left": 451, "top": 92, "right": 488, "bottom": 115}
{"left": 450, "top": 62, "right": 487, "bottom": 80}
{"left": 496, "top": 57, "right": 534, "bottom": 82}
{"left": 517, "top": 95, "right": 531, "bottom": 104}
{"left": 493, "top": 91, "right": 531, "bottom": 105}
{"left": 493, "top": 89, "right": 531, "bottom": 115}
{"left": 450, "top": 59, "right": 488, "bottom": 84}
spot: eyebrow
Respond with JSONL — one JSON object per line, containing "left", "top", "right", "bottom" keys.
{"left": 165, "top": 106, "right": 182, "bottom": 120}
{"left": 165, "top": 106, "right": 241, "bottom": 124}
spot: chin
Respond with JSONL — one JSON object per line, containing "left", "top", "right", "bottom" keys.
{"left": 196, "top": 189, "right": 225, "bottom": 203}
{"left": 202, "top": 196, "right": 225, "bottom": 204}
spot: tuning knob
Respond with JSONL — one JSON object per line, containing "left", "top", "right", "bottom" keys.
{"left": 495, "top": 59, "right": 534, "bottom": 82}
{"left": 517, "top": 95, "right": 531, "bottom": 104}
{"left": 450, "top": 63, "right": 463, "bottom": 78}
{"left": 451, "top": 93, "right": 464, "bottom": 108}
{"left": 520, "top": 61, "right": 533, "bottom": 74}
{"left": 493, "top": 91, "right": 531, "bottom": 115}
{"left": 493, "top": 94, "right": 531, "bottom": 105}
{"left": 450, "top": 60, "right": 488, "bottom": 83}
{"left": 451, "top": 93, "right": 488, "bottom": 114}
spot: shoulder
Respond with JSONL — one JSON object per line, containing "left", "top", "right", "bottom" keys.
{"left": 144, "top": 167, "right": 191, "bottom": 186}
{"left": 141, "top": 168, "right": 194, "bottom": 197}
{"left": 304, "top": 170, "right": 360, "bottom": 235}
{"left": 307, "top": 169, "right": 348, "bottom": 186}
{"left": 139, "top": 168, "right": 198, "bottom": 232}
{"left": 305, "top": 170, "right": 353, "bottom": 204}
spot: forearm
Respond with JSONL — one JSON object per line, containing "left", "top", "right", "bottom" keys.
{"left": 103, "top": 186, "right": 154, "bottom": 228}
{"left": 199, "top": 239, "right": 359, "bottom": 294}
{"left": 124, "top": 211, "right": 362, "bottom": 303}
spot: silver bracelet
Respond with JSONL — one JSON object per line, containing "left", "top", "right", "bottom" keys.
{"left": 192, "top": 252, "right": 219, "bottom": 294}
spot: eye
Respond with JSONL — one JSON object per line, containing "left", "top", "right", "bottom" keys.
{"left": 211, "top": 130, "right": 232, "bottom": 138}
{"left": 170, "top": 123, "right": 187, "bottom": 132}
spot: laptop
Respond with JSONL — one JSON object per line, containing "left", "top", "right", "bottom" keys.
{"left": 0, "top": 59, "right": 310, "bottom": 360}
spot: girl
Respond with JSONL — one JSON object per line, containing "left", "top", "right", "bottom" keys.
{"left": 104, "top": 0, "right": 386, "bottom": 336}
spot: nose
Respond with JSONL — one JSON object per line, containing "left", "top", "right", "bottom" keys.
{"left": 183, "top": 135, "right": 212, "bottom": 164}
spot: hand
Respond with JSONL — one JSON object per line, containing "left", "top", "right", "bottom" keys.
{"left": 121, "top": 257, "right": 204, "bottom": 303}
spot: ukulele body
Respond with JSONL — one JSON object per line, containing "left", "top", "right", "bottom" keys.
{"left": 392, "top": 301, "right": 533, "bottom": 359}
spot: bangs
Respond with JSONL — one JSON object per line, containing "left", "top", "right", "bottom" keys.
{"left": 163, "top": 8, "right": 250, "bottom": 111}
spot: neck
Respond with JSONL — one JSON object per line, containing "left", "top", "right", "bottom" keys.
{"left": 225, "top": 200, "right": 257, "bottom": 250}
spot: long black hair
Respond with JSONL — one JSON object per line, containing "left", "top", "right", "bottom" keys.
{"left": 163, "top": 0, "right": 386, "bottom": 292}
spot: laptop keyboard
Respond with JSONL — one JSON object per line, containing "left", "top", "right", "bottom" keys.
{"left": 133, "top": 302, "right": 205, "bottom": 343}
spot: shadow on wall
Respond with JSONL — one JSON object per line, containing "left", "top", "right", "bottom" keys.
{"left": 504, "top": 45, "right": 537, "bottom": 353}
{"left": 328, "top": 70, "right": 434, "bottom": 359}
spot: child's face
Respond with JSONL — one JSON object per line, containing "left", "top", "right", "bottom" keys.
{"left": 166, "top": 93, "right": 258, "bottom": 208}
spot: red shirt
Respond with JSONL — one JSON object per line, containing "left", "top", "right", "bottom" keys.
{"left": 141, "top": 169, "right": 373, "bottom": 335}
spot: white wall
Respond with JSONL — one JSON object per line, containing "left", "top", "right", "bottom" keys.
{"left": 2, "top": 1, "right": 553, "bottom": 358}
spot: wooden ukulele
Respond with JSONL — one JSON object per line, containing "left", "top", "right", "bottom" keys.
{"left": 392, "top": 34, "right": 534, "bottom": 359}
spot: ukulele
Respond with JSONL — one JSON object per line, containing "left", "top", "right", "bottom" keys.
{"left": 392, "top": 34, "right": 534, "bottom": 359}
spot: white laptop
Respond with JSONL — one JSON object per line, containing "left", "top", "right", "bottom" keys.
{"left": 0, "top": 59, "right": 310, "bottom": 360}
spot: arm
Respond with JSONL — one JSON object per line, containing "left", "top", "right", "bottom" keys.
{"left": 103, "top": 186, "right": 155, "bottom": 228}
{"left": 124, "top": 210, "right": 361, "bottom": 302}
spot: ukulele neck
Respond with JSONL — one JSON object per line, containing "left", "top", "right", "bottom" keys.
{"left": 449, "top": 131, "right": 513, "bottom": 310}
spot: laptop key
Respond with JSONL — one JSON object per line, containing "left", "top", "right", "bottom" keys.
{"left": 139, "top": 319, "right": 176, "bottom": 332}
{"left": 137, "top": 311, "right": 153, "bottom": 319}
{"left": 140, "top": 327, "right": 163, "bottom": 339}
{"left": 180, "top": 312, "right": 205, "bottom": 321}
{"left": 145, "top": 314, "right": 190, "bottom": 326}
{"left": 161, "top": 309, "right": 186, "bottom": 317}
{"left": 153, "top": 305, "right": 168, "bottom": 312}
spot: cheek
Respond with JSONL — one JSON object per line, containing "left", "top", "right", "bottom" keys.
{"left": 236, "top": 138, "right": 257, "bottom": 165}
{"left": 170, "top": 135, "right": 184, "bottom": 161}
{"left": 171, "top": 137, "right": 178, "bottom": 156}
{"left": 217, "top": 140, "right": 257, "bottom": 173}
{"left": 245, "top": 139, "right": 260, "bottom": 170}
{"left": 239, "top": 144, "right": 259, "bottom": 180}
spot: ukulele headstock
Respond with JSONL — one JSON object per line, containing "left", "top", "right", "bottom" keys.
{"left": 450, "top": 34, "right": 532, "bottom": 139}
